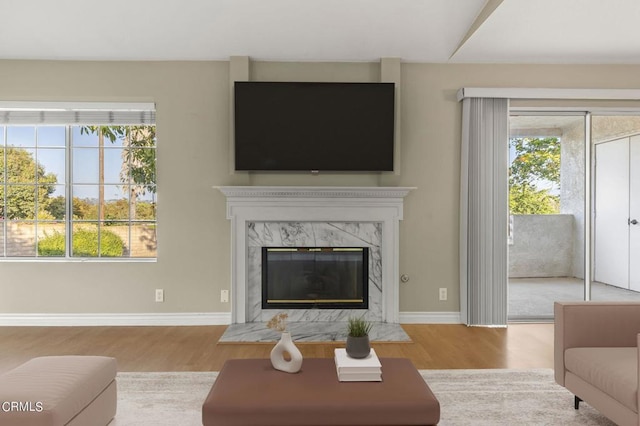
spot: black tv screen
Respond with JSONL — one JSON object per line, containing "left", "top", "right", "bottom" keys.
{"left": 234, "top": 81, "right": 395, "bottom": 172}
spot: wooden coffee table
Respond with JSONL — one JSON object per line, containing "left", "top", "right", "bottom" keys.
{"left": 202, "top": 357, "right": 440, "bottom": 426}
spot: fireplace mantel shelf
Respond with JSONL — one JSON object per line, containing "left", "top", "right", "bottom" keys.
{"left": 216, "top": 186, "right": 415, "bottom": 199}
{"left": 216, "top": 186, "right": 415, "bottom": 324}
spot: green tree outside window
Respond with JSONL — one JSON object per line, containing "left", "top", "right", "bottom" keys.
{"left": 509, "top": 137, "right": 561, "bottom": 214}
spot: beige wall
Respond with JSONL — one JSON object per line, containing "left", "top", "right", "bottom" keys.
{"left": 2, "top": 60, "right": 640, "bottom": 316}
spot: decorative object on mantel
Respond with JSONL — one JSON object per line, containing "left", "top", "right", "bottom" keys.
{"left": 345, "top": 316, "right": 373, "bottom": 359}
{"left": 267, "top": 313, "right": 303, "bottom": 373}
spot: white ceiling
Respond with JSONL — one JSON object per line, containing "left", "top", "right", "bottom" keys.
{"left": 2, "top": 0, "right": 640, "bottom": 63}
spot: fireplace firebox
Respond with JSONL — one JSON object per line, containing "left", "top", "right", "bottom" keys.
{"left": 262, "top": 247, "right": 369, "bottom": 309}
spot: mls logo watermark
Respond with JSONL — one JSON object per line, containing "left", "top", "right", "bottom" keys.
{"left": 2, "top": 401, "right": 44, "bottom": 412}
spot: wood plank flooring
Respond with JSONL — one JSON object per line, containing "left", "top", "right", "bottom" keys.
{"left": 0, "top": 323, "right": 553, "bottom": 374}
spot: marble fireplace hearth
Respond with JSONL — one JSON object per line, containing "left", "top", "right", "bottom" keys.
{"left": 217, "top": 186, "right": 414, "bottom": 341}
{"left": 219, "top": 321, "right": 411, "bottom": 343}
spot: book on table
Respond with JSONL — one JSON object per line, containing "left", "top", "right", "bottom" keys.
{"left": 336, "top": 372, "right": 382, "bottom": 382}
{"left": 334, "top": 348, "right": 382, "bottom": 381}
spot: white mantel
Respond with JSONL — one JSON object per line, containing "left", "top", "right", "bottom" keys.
{"left": 217, "top": 186, "right": 415, "bottom": 323}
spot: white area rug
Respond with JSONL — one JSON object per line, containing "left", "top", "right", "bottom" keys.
{"left": 112, "top": 369, "right": 616, "bottom": 425}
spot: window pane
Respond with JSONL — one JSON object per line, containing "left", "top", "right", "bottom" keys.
{"left": 72, "top": 186, "right": 99, "bottom": 220}
{"left": 37, "top": 126, "right": 66, "bottom": 147}
{"left": 70, "top": 223, "right": 125, "bottom": 257}
{"left": 129, "top": 148, "right": 156, "bottom": 185}
{"left": 7, "top": 127, "right": 36, "bottom": 147}
{"left": 0, "top": 126, "right": 5, "bottom": 146}
{"left": 131, "top": 222, "right": 156, "bottom": 258}
{"left": 104, "top": 184, "right": 125, "bottom": 200}
{"left": 0, "top": 148, "right": 5, "bottom": 182}
{"left": 73, "top": 148, "right": 98, "bottom": 183}
{"left": 105, "top": 196, "right": 130, "bottom": 222}
{"left": 104, "top": 185, "right": 128, "bottom": 222}
{"left": 136, "top": 191, "right": 156, "bottom": 220}
{"left": 7, "top": 148, "right": 36, "bottom": 183}
{"left": 72, "top": 127, "right": 98, "bottom": 147}
{"left": 46, "top": 186, "right": 66, "bottom": 220}
{"left": 110, "top": 134, "right": 125, "bottom": 148}
{"left": 37, "top": 185, "right": 56, "bottom": 219}
{"left": 38, "top": 223, "right": 66, "bottom": 257}
{"left": 0, "top": 221, "right": 4, "bottom": 256}
{"left": 71, "top": 223, "right": 99, "bottom": 257}
{"left": 6, "top": 221, "right": 36, "bottom": 256}
{"left": 6, "top": 185, "right": 36, "bottom": 220}
{"left": 105, "top": 224, "right": 128, "bottom": 257}
{"left": 103, "top": 148, "right": 124, "bottom": 183}
{"left": 38, "top": 148, "right": 65, "bottom": 182}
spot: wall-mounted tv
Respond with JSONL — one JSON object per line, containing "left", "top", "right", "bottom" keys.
{"left": 234, "top": 81, "right": 395, "bottom": 172}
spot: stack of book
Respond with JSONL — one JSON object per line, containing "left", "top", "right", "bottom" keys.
{"left": 334, "top": 348, "right": 382, "bottom": 382}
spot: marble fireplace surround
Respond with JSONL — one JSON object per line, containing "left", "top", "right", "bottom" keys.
{"left": 248, "top": 222, "right": 381, "bottom": 322}
{"left": 217, "top": 186, "right": 414, "bottom": 324}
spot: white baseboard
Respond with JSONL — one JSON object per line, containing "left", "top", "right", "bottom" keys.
{"left": 0, "top": 312, "right": 232, "bottom": 326}
{"left": 0, "top": 312, "right": 459, "bottom": 326}
{"left": 399, "top": 311, "right": 462, "bottom": 324}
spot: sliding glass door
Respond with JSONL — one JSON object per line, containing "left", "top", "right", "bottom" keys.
{"left": 507, "top": 112, "right": 640, "bottom": 321}
{"left": 507, "top": 113, "right": 587, "bottom": 321}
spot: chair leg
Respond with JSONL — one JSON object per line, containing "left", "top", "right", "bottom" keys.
{"left": 574, "top": 396, "right": 582, "bottom": 410}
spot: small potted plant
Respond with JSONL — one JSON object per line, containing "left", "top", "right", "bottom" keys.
{"left": 345, "top": 316, "right": 373, "bottom": 359}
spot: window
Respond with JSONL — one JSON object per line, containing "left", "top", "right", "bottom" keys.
{"left": 0, "top": 103, "right": 156, "bottom": 259}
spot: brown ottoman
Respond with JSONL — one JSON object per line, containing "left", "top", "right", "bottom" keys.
{"left": 203, "top": 358, "right": 440, "bottom": 426}
{"left": 0, "top": 356, "right": 117, "bottom": 426}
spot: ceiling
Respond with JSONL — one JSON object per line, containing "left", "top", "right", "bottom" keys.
{"left": 2, "top": 0, "right": 640, "bottom": 63}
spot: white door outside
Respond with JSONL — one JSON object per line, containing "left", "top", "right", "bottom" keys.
{"left": 595, "top": 136, "right": 630, "bottom": 289}
{"left": 629, "top": 135, "right": 640, "bottom": 291}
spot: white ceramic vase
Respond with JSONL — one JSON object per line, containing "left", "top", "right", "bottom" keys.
{"left": 270, "top": 331, "right": 303, "bottom": 373}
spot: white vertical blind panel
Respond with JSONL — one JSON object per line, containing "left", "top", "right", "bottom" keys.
{"left": 461, "top": 97, "right": 509, "bottom": 326}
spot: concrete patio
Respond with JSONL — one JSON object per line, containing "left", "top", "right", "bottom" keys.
{"left": 509, "top": 277, "right": 640, "bottom": 321}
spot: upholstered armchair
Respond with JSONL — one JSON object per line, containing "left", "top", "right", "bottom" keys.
{"left": 554, "top": 301, "right": 640, "bottom": 426}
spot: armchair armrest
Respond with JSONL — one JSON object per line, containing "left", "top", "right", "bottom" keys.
{"left": 554, "top": 301, "right": 640, "bottom": 385}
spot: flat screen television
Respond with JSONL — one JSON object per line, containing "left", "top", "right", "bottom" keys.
{"left": 234, "top": 81, "right": 395, "bottom": 172}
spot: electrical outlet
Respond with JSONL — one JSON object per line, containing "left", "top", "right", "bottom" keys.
{"left": 439, "top": 288, "right": 447, "bottom": 301}
{"left": 221, "top": 290, "right": 229, "bottom": 303}
{"left": 155, "top": 289, "right": 164, "bottom": 302}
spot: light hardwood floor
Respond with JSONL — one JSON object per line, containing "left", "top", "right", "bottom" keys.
{"left": 0, "top": 323, "right": 554, "bottom": 374}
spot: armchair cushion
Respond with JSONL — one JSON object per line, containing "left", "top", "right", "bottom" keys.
{"left": 565, "top": 347, "right": 637, "bottom": 412}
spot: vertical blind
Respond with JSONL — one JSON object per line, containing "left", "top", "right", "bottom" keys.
{"left": 460, "top": 97, "right": 509, "bottom": 326}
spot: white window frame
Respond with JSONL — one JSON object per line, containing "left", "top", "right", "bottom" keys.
{"left": 0, "top": 102, "right": 156, "bottom": 262}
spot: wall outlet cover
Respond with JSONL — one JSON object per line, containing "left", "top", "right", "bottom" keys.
{"left": 439, "top": 288, "right": 447, "bottom": 301}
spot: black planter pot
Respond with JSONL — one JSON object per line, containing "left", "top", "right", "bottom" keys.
{"left": 345, "top": 335, "right": 371, "bottom": 359}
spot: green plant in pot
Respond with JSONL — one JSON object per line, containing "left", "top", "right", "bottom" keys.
{"left": 345, "top": 316, "right": 373, "bottom": 359}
